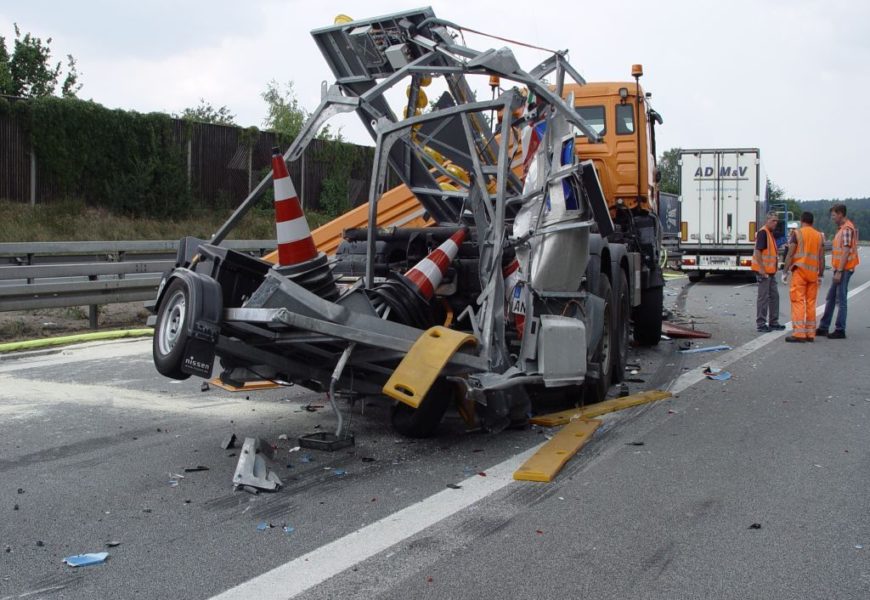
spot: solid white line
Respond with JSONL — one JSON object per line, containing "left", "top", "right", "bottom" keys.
{"left": 669, "top": 276, "right": 870, "bottom": 394}
{"left": 209, "top": 446, "right": 540, "bottom": 600}
{"left": 211, "top": 267, "right": 870, "bottom": 600}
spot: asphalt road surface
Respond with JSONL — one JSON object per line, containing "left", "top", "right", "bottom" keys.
{"left": 1, "top": 249, "right": 868, "bottom": 600}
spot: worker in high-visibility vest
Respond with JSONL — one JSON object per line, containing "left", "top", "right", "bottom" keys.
{"left": 782, "top": 211, "right": 826, "bottom": 342}
{"left": 751, "top": 211, "right": 784, "bottom": 333}
{"left": 817, "top": 203, "right": 860, "bottom": 339}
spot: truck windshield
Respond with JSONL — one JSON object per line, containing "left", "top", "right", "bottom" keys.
{"left": 574, "top": 106, "right": 605, "bottom": 137}
{"left": 616, "top": 103, "right": 634, "bottom": 134}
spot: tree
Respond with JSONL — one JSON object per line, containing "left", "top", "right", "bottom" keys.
{"left": 657, "top": 147, "right": 680, "bottom": 194}
{"left": 0, "top": 24, "right": 81, "bottom": 98}
{"left": 261, "top": 80, "right": 307, "bottom": 143}
{"left": 179, "top": 98, "right": 236, "bottom": 125}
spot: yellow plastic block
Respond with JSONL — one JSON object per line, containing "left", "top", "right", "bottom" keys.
{"left": 514, "top": 418, "right": 602, "bottom": 482}
{"left": 382, "top": 326, "right": 477, "bottom": 408}
{"left": 530, "top": 389, "right": 672, "bottom": 427}
{"left": 208, "top": 378, "right": 281, "bottom": 392}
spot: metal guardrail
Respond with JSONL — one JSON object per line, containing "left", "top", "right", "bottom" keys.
{"left": 0, "top": 240, "right": 276, "bottom": 320}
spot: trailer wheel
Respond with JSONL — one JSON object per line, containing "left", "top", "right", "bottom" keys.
{"left": 153, "top": 279, "right": 192, "bottom": 380}
{"left": 390, "top": 380, "right": 452, "bottom": 438}
{"left": 612, "top": 270, "right": 630, "bottom": 384}
{"left": 585, "top": 274, "right": 613, "bottom": 404}
{"left": 632, "top": 284, "right": 663, "bottom": 346}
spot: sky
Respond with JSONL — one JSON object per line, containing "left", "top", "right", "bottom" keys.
{"left": 1, "top": 0, "right": 868, "bottom": 200}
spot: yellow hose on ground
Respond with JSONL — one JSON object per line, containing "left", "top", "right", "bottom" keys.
{"left": 0, "top": 328, "right": 154, "bottom": 354}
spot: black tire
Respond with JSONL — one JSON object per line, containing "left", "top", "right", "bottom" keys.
{"left": 632, "top": 284, "right": 663, "bottom": 346}
{"left": 585, "top": 274, "right": 613, "bottom": 404}
{"left": 687, "top": 271, "right": 706, "bottom": 283}
{"left": 153, "top": 279, "right": 192, "bottom": 380}
{"left": 612, "top": 270, "right": 630, "bottom": 383}
{"left": 390, "top": 380, "right": 452, "bottom": 438}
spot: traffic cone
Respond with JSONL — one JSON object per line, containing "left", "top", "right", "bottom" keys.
{"left": 271, "top": 147, "right": 317, "bottom": 267}
{"left": 403, "top": 229, "right": 467, "bottom": 300}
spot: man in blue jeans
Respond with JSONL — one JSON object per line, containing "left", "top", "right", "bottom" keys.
{"left": 817, "top": 203, "right": 860, "bottom": 339}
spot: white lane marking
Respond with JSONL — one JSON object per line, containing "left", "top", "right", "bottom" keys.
{"left": 734, "top": 281, "right": 755, "bottom": 289}
{"left": 670, "top": 276, "right": 870, "bottom": 394}
{"left": 211, "top": 270, "right": 870, "bottom": 600}
{"left": 208, "top": 446, "right": 540, "bottom": 600}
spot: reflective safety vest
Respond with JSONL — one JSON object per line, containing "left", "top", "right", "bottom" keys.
{"left": 792, "top": 225, "right": 823, "bottom": 280}
{"left": 752, "top": 226, "right": 777, "bottom": 274}
{"left": 832, "top": 218, "right": 860, "bottom": 271}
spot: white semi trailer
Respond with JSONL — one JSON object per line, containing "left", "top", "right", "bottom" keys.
{"left": 678, "top": 148, "right": 766, "bottom": 282}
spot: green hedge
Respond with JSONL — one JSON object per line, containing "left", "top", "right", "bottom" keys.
{"left": 20, "top": 97, "right": 192, "bottom": 218}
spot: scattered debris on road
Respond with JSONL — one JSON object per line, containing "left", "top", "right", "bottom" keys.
{"left": 221, "top": 433, "right": 237, "bottom": 450}
{"left": 703, "top": 367, "right": 732, "bottom": 381}
{"left": 200, "top": 382, "right": 210, "bottom": 392}
{"left": 184, "top": 466, "right": 209, "bottom": 472}
{"left": 749, "top": 523, "right": 762, "bottom": 530}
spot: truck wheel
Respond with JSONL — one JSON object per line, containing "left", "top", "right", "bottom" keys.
{"left": 585, "top": 274, "right": 614, "bottom": 404}
{"left": 687, "top": 271, "right": 706, "bottom": 283}
{"left": 612, "top": 271, "right": 630, "bottom": 383}
{"left": 632, "top": 284, "right": 663, "bottom": 346}
{"left": 390, "top": 380, "right": 452, "bottom": 438}
{"left": 153, "top": 279, "right": 192, "bottom": 380}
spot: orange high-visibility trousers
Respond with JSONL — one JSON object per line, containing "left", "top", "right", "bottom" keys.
{"left": 790, "top": 269, "right": 818, "bottom": 339}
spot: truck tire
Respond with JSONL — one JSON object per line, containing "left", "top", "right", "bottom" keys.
{"left": 612, "top": 270, "right": 630, "bottom": 383}
{"left": 687, "top": 271, "right": 706, "bottom": 283}
{"left": 153, "top": 279, "right": 192, "bottom": 380}
{"left": 632, "top": 285, "right": 663, "bottom": 346}
{"left": 390, "top": 380, "right": 452, "bottom": 438}
{"left": 585, "top": 274, "right": 613, "bottom": 404}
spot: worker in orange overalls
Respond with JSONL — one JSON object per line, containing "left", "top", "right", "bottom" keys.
{"left": 817, "top": 203, "right": 860, "bottom": 339}
{"left": 782, "top": 211, "right": 825, "bottom": 342}
{"left": 751, "top": 210, "right": 784, "bottom": 333}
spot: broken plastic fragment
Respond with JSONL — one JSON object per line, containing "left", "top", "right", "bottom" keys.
{"left": 184, "top": 466, "right": 209, "bottom": 472}
{"left": 679, "top": 344, "right": 732, "bottom": 354}
{"left": 446, "top": 483, "right": 462, "bottom": 489}
{"left": 749, "top": 523, "right": 762, "bottom": 530}
{"left": 283, "top": 525, "right": 295, "bottom": 534}
{"left": 257, "top": 522, "right": 272, "bottom": 531}
{"left": 63, "top": 552, "right": 109, "bottom": 567}
{"left": 300, "top": 454, "right": 313, "bottom": 463}
{"left": 333, "top": 469, "right": 347, "bottom": 476}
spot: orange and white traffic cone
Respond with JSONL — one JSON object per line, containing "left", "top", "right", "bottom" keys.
{"left": 403, "top": 229, "right": 467, "bottom": 300}
{"left": 271, "top": 147, "right": 317, "bottom": 267}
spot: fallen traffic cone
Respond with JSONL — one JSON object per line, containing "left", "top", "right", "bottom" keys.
{"left": 368, "top": 228, "right": 467, "bottom": 329}
{"left": 403, "top": 229, "right": 467, "bottom": 300}
{"left": 271, "top": 147, "right": 317, "bottom": 267}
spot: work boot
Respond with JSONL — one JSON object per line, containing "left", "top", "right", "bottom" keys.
{"left": 815, "top": 327, "right": 828, "bottom": 337}
{"left": 784, "top": 336, "right": 806, "bottom": 343}
{"left": 769, "top": 324, "right": 785, "bottom": 331}
{"left": 828, "top": 330, "right": 846, "bottom": 339}
{"left": 757, "top": 325, "right": 771, "bottom": 333}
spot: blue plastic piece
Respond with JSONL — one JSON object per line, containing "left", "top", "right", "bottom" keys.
{"left": 63, "top": 552, "right": 109, "bottom": 567}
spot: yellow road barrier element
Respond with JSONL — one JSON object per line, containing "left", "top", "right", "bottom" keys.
{"left": 383, "top": 326, "right": 477, "bottom": 408}
{"left": 514, "top": 418, "right": 602, "bottom": 482}
{"left": 208, "top": 378, "right": 281, "bottom": 392}
{"left": 530, "top": 390, "right": 672, "bottom": 427}
{"left": 0, "top": 328, "right": 153, "bottom": 354}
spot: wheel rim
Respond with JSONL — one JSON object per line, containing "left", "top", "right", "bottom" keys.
{"left": 157, "top": 290, "right": 186, "bottom": 356}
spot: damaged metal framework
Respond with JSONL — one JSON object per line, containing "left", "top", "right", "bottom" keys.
{"left": 149, "top": 8, "right": 664, "bottom": 440}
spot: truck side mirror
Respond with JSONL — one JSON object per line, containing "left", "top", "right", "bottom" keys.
{"left": 654, "top": 168, "right": 662, "bottom": 183}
